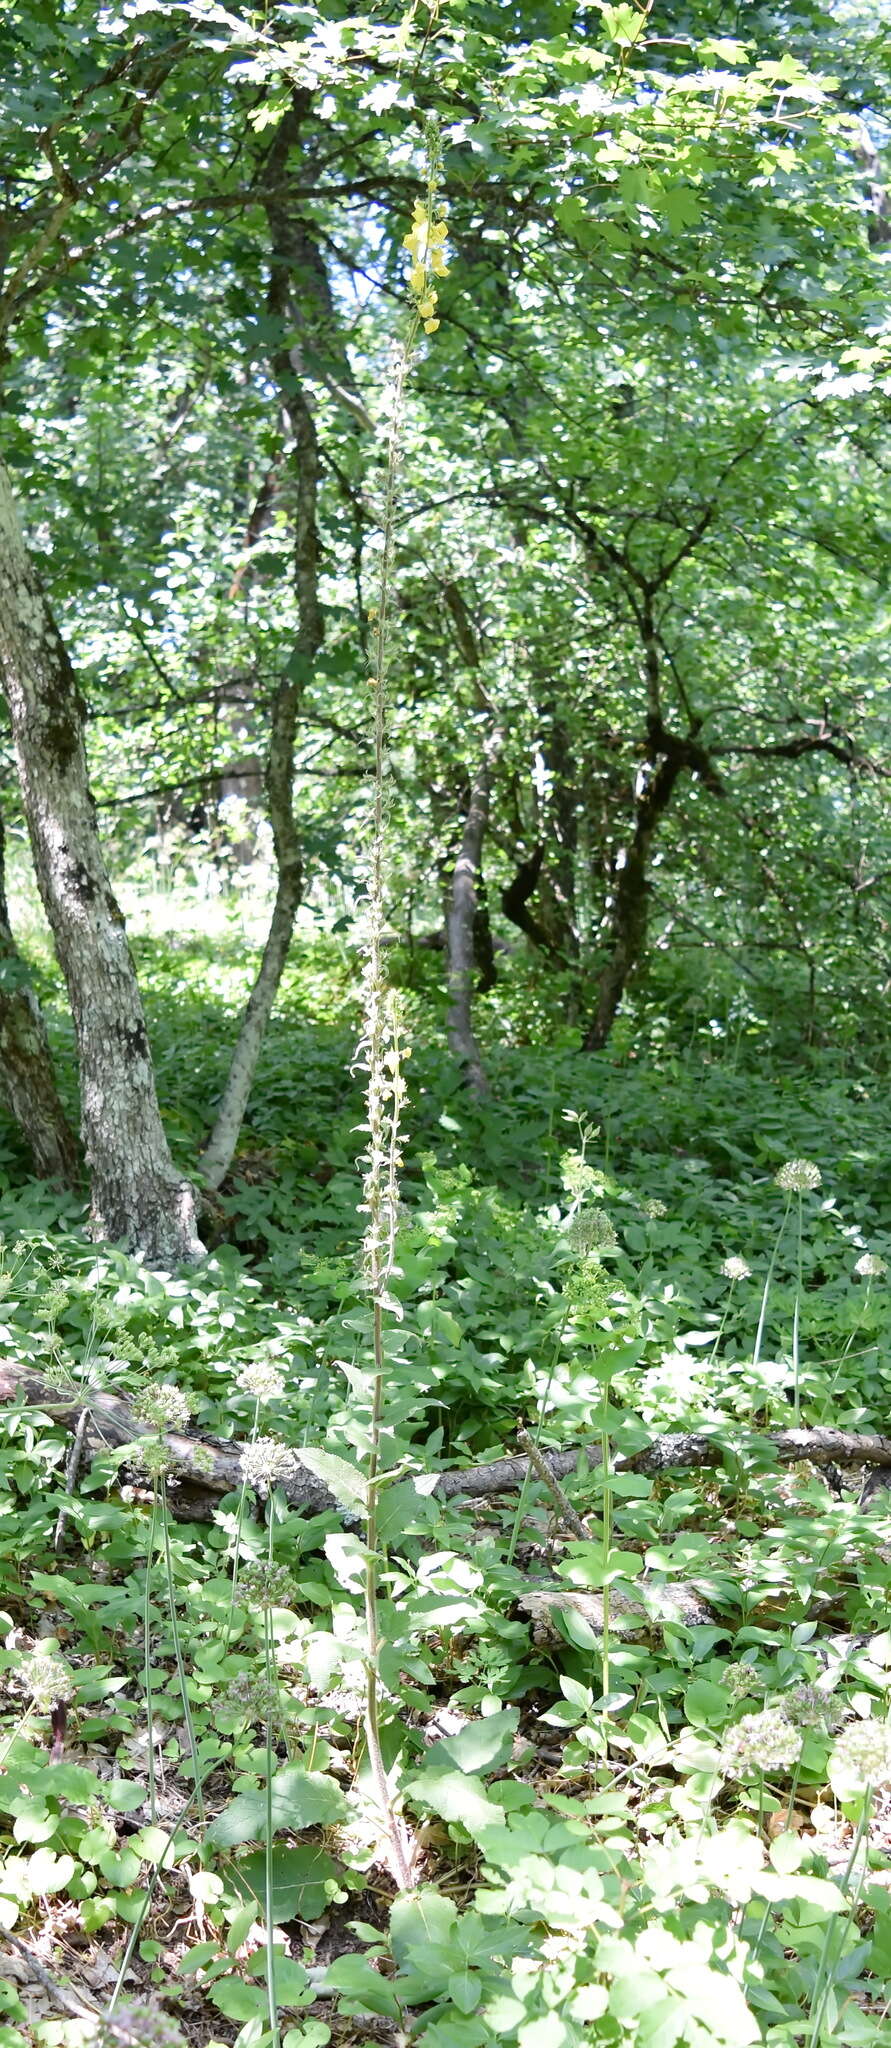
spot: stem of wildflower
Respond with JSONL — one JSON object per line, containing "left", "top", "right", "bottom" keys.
{"left": 807, "top": 1786, "right": 872, "bottom": 2047}
{"left": 223, "top": 1398, "right": 261, "bottom": 1654}
{"left": 160, "top": 1478, "right": 205, "bottom": 1827}
{"left": 792, "top": 1189, "right": 803, "bottom": 1425}
{"left": 506, "top": 1301, "right": 572, "bottom": 1568}
{"left": 753, "top": 1194, "right": 791, "bottom": 1371}
{"left": 263, "top": 1508, "right": 281, "bottom": 2048}
{"left": 143, "top": 1489, "right": 158, "bottom": 1827}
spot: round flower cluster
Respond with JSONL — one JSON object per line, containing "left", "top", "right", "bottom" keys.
{"left": 87, "top": 2000, "right": 187, "bottom": 2048}
{"left": 785, "top": 1683, "right": 844, "bottom": 1733}
{"left": 565, "top": 1207, "right": 618, "bottom": 1255}
{"left": 722, "top": 1661, "right": 759, "bottom": 1701}
{"left": 239, "top": 1436, "right": 297, "bottom": 1498}
{"left": 775, "top": 1159, "right": 822, "bottom": 1193}
{"left": 722, "top": 1706, "right": 802, "bottom": 1776}
{"left": 134, "top": 1383, "right": 193, "bottom": 1432}
{"left": 854, "top": 1252, "right": 888, "bottom": 1279}
{"left": 218, "top": 1671, "right": 283, "bottom": 1725}
{"left": 560, "top": 1153, "right": 599, "bottom": 1200}
{"left": 19, "top": 1651, "right": 75, "bottom": 1711}
{"left": 131, "top": 1437, "right": 174, "bottom": 1482}
{"left": 239, "top": 1561, "right": 298, "bottom": 1609}
{"left": 721, "top": 1256, "right": 751, "bottom": 1283}
{"left": 238, "top": 1357, "right": 286, "bottom": 1403}
{"left": 831, "top": 1718, "right": 891, "bottom": 1786}
{"left": 643, "top": 1199, "right": 668, "bottom": 1220}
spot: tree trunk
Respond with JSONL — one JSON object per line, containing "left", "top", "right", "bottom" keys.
{"left": 0, "top": 456, "right": 203, "bottom": 1262}
{"left": 201, "top": 100, "right": 333, "bottom": 1190}
{"left": 0, "top": 814, "right": 79, "bottom": 1184}
{"left": 447, "top": 756, "right": 492, "bottom": 1095}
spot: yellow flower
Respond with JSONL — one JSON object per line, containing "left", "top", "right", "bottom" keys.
{"left": 430, "top": 251, "right": 449, "bottom": 277}
{"left": 423, "top": 317, "right": 440, "bottom": 333}
{"left": 418, "top": 296, "right": 437, "bottom": 318}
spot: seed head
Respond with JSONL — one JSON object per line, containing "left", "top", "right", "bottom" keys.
{"left": 855, "top": 1252, "right": 888, "bottom": 1279}
{"left": 775, "top": 1159, "right": 821, "bottom": 1193}
{"left": 721, "top": 1256, "right": 751, "bottom": 1283}
{"left": 239, "top": 1436, "right": 297, "bottom": 1498}
{"left": 722, "top": 1706, "right": 802, "bottom": 1775}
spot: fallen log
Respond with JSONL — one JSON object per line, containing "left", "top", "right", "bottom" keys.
{"left": 1, "top": 1359, "right": 890, "bottom": 1521}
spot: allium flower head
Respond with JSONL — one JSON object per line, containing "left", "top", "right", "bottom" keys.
{"left": 87, "top": 2000, "right": 187, "bottom": 2048}
{"left": 238, "top": 1358, "right": 286, "bottom": 1403}
{"left": 565, "top": 1207, "right": 618, "bottom": 1255}
{"left": 831, "top": 1718, "right": 891, "bottom": 1787}
{"left": 721, "top": 1256, "right": 751, "bottom": 1283}
{"left": 239, "top": 1436, "right": 297, "bottom": 1498}
{"left": 240, "top": 1560, "right": 298, "bottom": 1609}
{"left": 723, "top": 1661, "right": 759, "bottom": 1701}
{"left": 20, "top": 1650, "right": 75, "bottom": 1710}
{"left": 134, "top": 1383, "right": 193, "bottom": 1432}
{"left": 131, "top": 1436, "right": 174, "bottom": 1481}
{"left": 722, "top": 1706, "right": 802, "bottom": 1775}
{"left": 785, "top": 1683, "right": 844, "bottom": 1733}
{"left": 855, "top": 1252, "right": 888, "bottom": 1280}
{"left": 219, "top": 1671, "right": 283, "bottom": 1725}
{"left": 775, "top": 1160, "right": 822, "bottom": 1193}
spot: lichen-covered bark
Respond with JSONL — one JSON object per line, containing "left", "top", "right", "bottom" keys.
{"left": 0, "top": 814, "right": 79, "bottom": 1183}
{"left": 0, "top": 456, "right": 202, "bottom": 1262}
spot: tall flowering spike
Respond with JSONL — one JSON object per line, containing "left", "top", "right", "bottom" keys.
{"left": 775, "top": 1159, "right": 821, "bottom": 1192}
{"left": 403, "top": 118, "right": 449, "bottom": 335}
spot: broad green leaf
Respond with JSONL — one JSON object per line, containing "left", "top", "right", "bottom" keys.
{"left": 206, "top": 1767, "right": 346, "bottom": 1849}
{"left": 296, "top": 1449, "right": 367, "bottom": 1514}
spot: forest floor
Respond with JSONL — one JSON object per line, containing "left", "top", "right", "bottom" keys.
{"left": 1, "top": 874, "right": 890, "bottom": 2048}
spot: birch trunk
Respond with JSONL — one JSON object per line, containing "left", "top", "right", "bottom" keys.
{"left": 0, "top": 815, "right": 79, "bottom": 1184}
{"left": 0, "top": 457, "right": 203, "bottom": 1261}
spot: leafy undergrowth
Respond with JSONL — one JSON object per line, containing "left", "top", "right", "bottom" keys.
{"left": 2, "top": 918, "right": 891, "bottom": 2047}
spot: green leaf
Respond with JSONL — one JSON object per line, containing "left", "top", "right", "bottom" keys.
{"left": 205, "top": 1767, "right": 346, "bottom": 1849}
{"left": 406, "top": 1770, "right": 504, "bottom": 1834}
{"left": 296, "top": 1448, "right": 368, "bottom": 1513}
{"left": 428, "top": 1708, "right": 519, "bottom": 1775}
{"left": 208, "top": 1975, "right": 267, "bottom": 2022}
{"left": 234, "top": 1845, "right": 341, "bottom": 1924}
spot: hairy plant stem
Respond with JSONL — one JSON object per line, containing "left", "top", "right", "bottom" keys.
{"left": 358, "top": 316, "right": 419, "bottom": 1896}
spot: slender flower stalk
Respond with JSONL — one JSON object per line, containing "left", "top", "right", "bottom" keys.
{"left": 353, "top": 123, "right": 449, "bottom": 1897}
